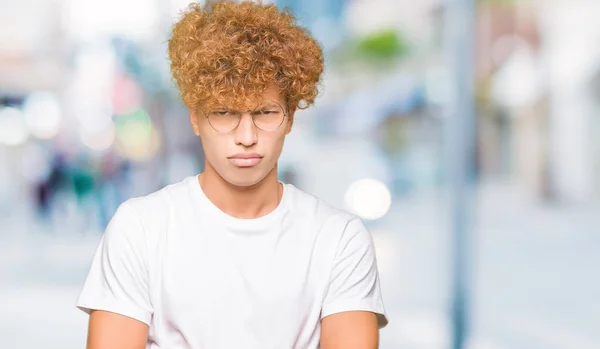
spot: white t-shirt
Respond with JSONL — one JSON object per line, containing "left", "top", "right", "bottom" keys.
{"left": 77, "top": 175, "right": 388, "bottom": 349}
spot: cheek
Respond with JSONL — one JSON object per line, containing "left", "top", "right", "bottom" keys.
{"left": 263, "top": 133, "right": 287, "bottom": 156}
{"left": 199, "top": 133, "right": 226, "bottom": 158}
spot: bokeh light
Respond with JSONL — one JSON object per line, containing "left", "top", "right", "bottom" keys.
{"left": 114, "top": 108, "right": 160, "bottom": 160}
{"left": 22, "top": 92, "right": 63, "bottom": 139}
{"left": 80, "top": 122, "right": 116, "bottom": 152}
{"left": 344, "top": 178, "right": 392, "bottom": 220}
{"left": 77, "top": 108, "right": 114, "bottom": 134}
{"left": 0, "top": 107, "right": 29, "bottom": 146}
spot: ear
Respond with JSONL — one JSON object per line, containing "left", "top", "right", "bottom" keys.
{"left": 190, "top": 109, "right": 201, "bottom": 136}
{"left": 285, "top": 107, "right": 295, "bottom": 135}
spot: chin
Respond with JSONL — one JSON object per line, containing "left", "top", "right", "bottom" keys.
{"left": 222, "top": 169, "right": 270, "bottom": 188}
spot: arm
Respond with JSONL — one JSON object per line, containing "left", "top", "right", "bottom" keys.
{"left": 87, "top": 310, "right": 149, "bottom": 349}
{"left": 320, "top": 218, "right": 388, "bottom": 348}
{"left": 76, "top": 202, "right": 153, "bottom": 348}
{"left": 320, "top": 311, "right": 379, "bottom": 349}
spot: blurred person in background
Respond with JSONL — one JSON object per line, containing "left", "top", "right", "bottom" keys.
{"left": 34, "top": 153, "right": 68, "bottom": 221}
{"left": 76, "top": 2, "right": 388, "bottom": 349}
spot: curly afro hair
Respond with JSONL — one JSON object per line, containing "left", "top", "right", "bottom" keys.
{"left": 168, "top": 1, "right": 324, "bottom": 112}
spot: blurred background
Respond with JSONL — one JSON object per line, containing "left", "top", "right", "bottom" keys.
{"left": 1, "top": 0, "right": 599, "bottom": 348}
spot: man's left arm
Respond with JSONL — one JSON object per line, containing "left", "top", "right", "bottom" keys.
{"left": 320, "top": 310, "right": 379, "bottom": 349}
{"left": 320, "top": 218, "right": 388, "bottom": 349}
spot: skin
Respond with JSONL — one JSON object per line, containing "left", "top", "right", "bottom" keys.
{"left": 86, "top": 311, "right": 148, "bottom": 349}
{"left": 85, "top": 87, "right": 379, "bottom": 349}
{"left": 321, "top": 311, "right": 380, "bottom": 349}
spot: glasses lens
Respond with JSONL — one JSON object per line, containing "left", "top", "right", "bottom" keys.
{"left": 252, "top": 102, "right": 285, "bottom": 131}
{"left": 207, "top": 110, "right": 240, "bottom": 132}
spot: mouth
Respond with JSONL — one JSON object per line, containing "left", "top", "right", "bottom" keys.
{"left": 228, "top": 154, "right": 263, "bottom": 167}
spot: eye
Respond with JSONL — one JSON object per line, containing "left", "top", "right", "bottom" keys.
{"left": 256, "top": 107, "right": 281, "bottom": 115}
{"left": 211, "top": 110, "right": 230, "bottom": 116}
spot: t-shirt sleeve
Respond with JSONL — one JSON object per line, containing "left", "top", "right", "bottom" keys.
{"left": 76, "top": 201, "right": 153, "bottom": 325}
{"left": 321, "top": 217, "right": 388, "bottom": 328}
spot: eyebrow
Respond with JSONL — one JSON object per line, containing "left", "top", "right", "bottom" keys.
{"left": 258, "top": 103, "right": 281, "bottom": 108}
{"left": 210, "top": 101, "right": 284, "bottom": 111}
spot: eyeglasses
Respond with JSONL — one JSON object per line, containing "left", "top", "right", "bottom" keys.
{"left": 204, "top": 100, "right": 288, "bottom": 133}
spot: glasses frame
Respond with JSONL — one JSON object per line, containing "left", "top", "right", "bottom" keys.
{"left": 204, "top": 99, "right": 289, "bottom": 133}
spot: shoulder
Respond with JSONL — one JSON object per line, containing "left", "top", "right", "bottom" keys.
{"left": 124, "top": 176, "right": 193, "bottom": 219}
{"left": 112, "top": 176, "right": 194, "bottom": 239}
{"left": 285, "top": 183, "right": 361, "bottom": 233}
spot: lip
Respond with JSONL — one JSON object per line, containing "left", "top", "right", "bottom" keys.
{"left": 228, "top": 153, "right": 263, "bottom": 167}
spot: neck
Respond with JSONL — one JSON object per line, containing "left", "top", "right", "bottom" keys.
{"left": 198, "top": 163, "right": 282, "bottom": 219}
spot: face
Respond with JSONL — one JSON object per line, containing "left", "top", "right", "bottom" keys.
{"left": 190, "top": 87, "right": 294, "bottom": 187}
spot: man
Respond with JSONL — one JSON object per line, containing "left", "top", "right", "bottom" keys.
{"left": 76, "top": 2, "right": 388, "bottom": 348}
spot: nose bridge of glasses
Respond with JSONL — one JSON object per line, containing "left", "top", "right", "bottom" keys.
{"left": 235, "top": 110, "right": 256, "bottom": 129}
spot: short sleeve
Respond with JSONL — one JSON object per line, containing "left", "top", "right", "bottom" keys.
{"left": 321, "top": 218, "right": 388, "bottom": 328}
{"left": 76, "top": 201, "right": 153, "bottom": 325}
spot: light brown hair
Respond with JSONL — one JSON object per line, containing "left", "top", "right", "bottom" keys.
{"left": 168, "top": 1, "right": 324, "bottom": 111}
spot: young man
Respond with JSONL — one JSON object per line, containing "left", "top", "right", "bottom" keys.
{"left": 76, "top": 2, "right": 388, "bottom": 348}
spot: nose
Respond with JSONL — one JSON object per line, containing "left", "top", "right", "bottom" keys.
{"left": 233, "top": 112, "right": 258, "bottom": 147}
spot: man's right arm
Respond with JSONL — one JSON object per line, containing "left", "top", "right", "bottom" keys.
{"left": 87, "top": 310, "right": 149, "bottom": 349}
{"left": 77, "top": 202, "right": 153, "bottom": 348}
